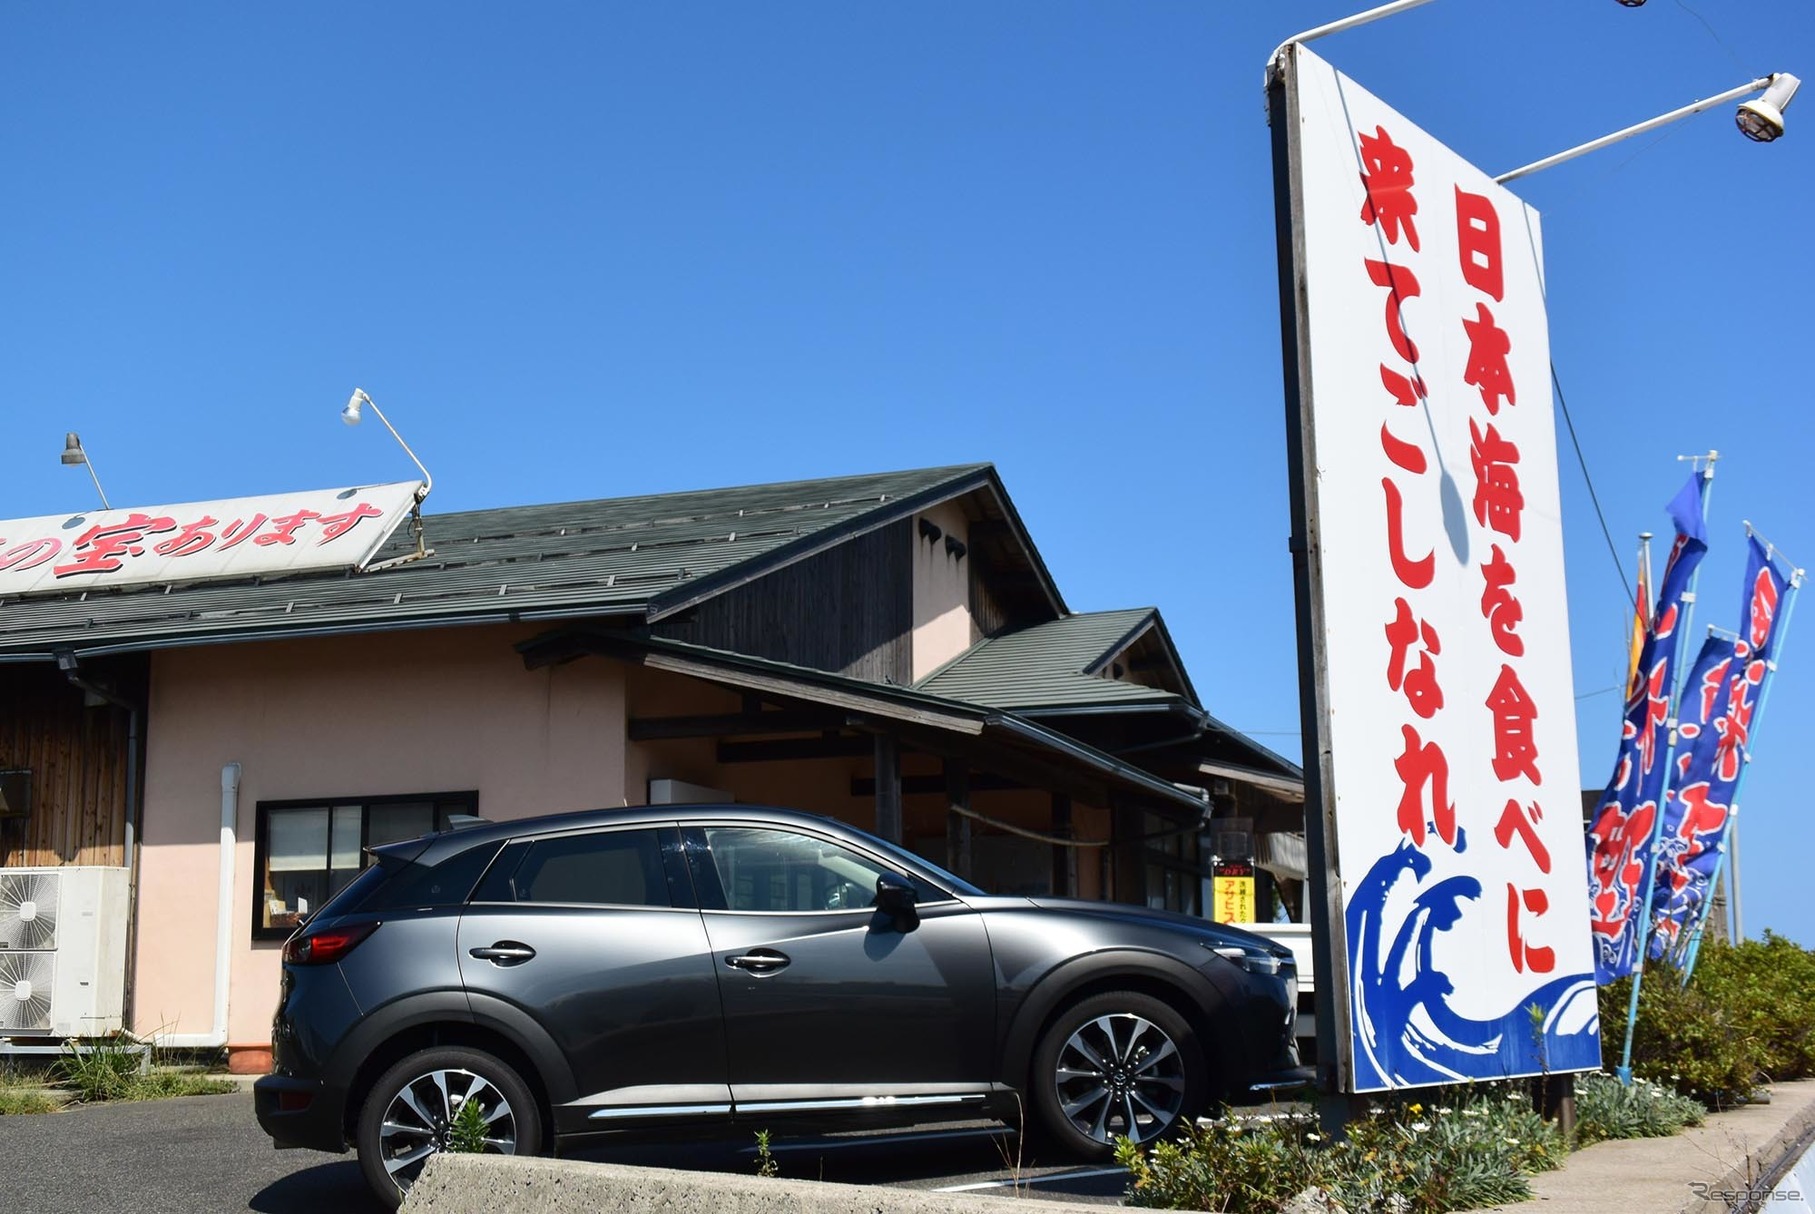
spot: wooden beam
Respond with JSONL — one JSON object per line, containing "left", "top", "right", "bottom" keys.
{"left": 717, "top": 734, "right": 872, "bottom": 763}
{"left": 850, "top": 772, "right": 1024, "bottom": 797}
{"left": 629, "top": 709, "right": 845, "bottom": 741}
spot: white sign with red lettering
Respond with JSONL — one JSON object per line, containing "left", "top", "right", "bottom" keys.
{"left": 1285, "top": 46, "right": 1598, "bottom": 1091}
{"left": 0, "top": 481, "right": 422, "bottom": 597}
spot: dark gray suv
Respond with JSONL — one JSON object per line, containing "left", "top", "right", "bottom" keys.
{"left": 253, "top": 804, "right": 1302, "bottom": 1205}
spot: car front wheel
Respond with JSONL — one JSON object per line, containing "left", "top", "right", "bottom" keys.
{"left": 1029, "top": 991, "right": 1206, "bottom": 1159}
{"left": 355, "top": 1045, "right": 542, "bottom": 1209}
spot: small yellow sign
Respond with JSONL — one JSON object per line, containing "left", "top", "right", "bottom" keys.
{"left": 1213, "top": 875, "right": 1255, "bottom": 924}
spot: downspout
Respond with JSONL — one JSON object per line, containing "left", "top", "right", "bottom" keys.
{"left": 56, "top": 652, "right": 145, "bottom": 1028}
{"left": 157, "top": 762, "right": 238, "bottom": 1049}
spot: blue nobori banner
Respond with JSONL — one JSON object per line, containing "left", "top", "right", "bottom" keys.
{"left": 1584, "top": 475, "right": 1708, "bottom": 983}
{"left": 1650, "top": 535, "right": 1794, "bottom": 963}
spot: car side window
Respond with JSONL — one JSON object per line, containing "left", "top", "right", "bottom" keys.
{"left": 475, "top": 828, "right": 671, "bottom": 907}
{"left": 701, "top": 827, "right": 896, "bottom": 913}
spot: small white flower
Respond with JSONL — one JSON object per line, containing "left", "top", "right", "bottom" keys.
{"left": 1306, "top": 1132, "right": 1323, "bottom": 1142}
{"left": 1505, "top": 1137, "right": 1520, "bottom": 1146}
{"left": 1410, "top": 1121, "right": 1430, "bottom": 1132}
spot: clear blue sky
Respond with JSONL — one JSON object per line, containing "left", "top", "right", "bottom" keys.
{"left": 4, "top": 2, "right": 1810, "bottom": 945}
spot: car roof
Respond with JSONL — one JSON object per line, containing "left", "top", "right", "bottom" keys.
{"left": 390, "top": 802, "right": 879, "bottom": 865}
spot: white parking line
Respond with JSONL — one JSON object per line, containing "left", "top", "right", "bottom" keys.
{"left": 931, "top": 1165, "right": 1130, "bottom": 1192}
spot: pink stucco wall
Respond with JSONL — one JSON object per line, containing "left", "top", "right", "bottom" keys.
{"left": 911, "top": 502, "right": 976, "bottom": 682}
{"left": 132, "top": 624, "right": 627, "bottom": 1047}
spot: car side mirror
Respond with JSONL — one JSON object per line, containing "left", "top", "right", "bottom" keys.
{"left": 875, "top": 872, "right": 919, "bottom": 932}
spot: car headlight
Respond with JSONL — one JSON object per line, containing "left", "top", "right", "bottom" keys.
{"left": 1207, "top": 942, "right": 1284, "bottom": 976}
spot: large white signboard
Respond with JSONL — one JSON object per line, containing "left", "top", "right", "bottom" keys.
{"left": 0, "top": 482, "right": 422, "bottom": 597}
{"left": 1282, "top": 46, "right": 1598, "bottom": 1091}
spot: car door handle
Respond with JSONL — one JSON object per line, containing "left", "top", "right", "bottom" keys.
{"left": 724, "top": 949, "right": 790, "bottom": 975}
{"left": 469, "top": 942, "right": 537, "bottom": 966}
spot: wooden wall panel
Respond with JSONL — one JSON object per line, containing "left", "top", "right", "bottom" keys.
{"left": 654, "top": 520, "right": 913, "bottom": 685}
{"left": 0, "top": 664, "right": 131, "bottom": 868}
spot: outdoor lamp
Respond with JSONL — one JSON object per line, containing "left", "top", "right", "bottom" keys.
{"left": 339, "top": 388, "right": 433, "bottom": 501}
{"left": 1737, "top": 72, "right": 1800, "bottom": 142}
{"left": 60, "top": 432, "right": 112, "bottom": 511}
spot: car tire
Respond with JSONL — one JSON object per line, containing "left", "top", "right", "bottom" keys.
{"left": 355, "top": 1045, "right": 543, "bottom": 1209}
{"left": 1028, "top": 991, "right": 1207, "bottom": 1160}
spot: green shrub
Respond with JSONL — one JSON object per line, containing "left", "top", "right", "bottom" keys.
{"left": 1573, "top": 1072, "right": 1704, "bottom": 1146}
{"left": 1119, "top": 1085, "right": 1567, "bottom": 1214}
{"left": 1600, "top": 933, "right": 1815, "bottom": 1106}
{"left": 1691, "top": 933, "right": 1815, "bottom": 1082}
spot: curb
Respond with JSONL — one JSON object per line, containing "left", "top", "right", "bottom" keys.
{"left": 402, "top": 1153, "right": 1110, "bottom": 1213}
{"left": 1683, "top": 1089, "right": 1815, "bottom": 1214}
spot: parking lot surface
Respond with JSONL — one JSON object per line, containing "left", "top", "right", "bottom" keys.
{"left": 0, "top": 1091, "right": 1127, "bottom": 1212}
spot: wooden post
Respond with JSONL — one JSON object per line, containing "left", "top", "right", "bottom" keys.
{"left": 873, "top": 734, "right": 902, "bottom": 844}
{"left": 943, "top": 759, "right": 971, "bottom": 878}
{"left": 1536, "top": 1073, "right": 1576, "bottom": 1139}
{"left": 1052, "top": 794, "right": 1074, "bottom": 897}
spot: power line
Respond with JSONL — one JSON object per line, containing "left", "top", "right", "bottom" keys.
{"left": 1551, "top": 361, "right": 1635, "bottom": 606}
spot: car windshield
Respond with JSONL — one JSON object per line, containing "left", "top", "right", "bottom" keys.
{"left": 857, "top": 830, "right": 987, "bottom": 897}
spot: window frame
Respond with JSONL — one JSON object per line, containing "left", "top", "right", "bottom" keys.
{"left": 469, "top": 824, "right": 692, "bottom": 910}
{"left": 682, "top": 823, "right": 958, "bottom": 916}
{"left": 251, "top": 789, "right": 478, "bottom": 941}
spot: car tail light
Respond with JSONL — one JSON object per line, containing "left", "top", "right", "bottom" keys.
{"left": 283, "top": 921, "right": 379, "bottom": 966}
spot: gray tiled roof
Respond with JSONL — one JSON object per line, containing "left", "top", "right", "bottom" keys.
{"left": 0, "top": 464, "right": 1000, "bottom": 661}
{"left": 916, "top": 608, "right": 1180, "bottom": 710}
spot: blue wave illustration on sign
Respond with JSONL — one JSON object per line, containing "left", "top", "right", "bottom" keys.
{"left": 1346, "top": 841, "right": 1600, "bottom": 1090}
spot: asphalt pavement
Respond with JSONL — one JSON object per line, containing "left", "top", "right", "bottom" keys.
{"left": 5, "top": 1080, "right": 1810, "bottom": 1213}
{"left": 0, "top": 1091, "right": 1122, "bottom": 1213}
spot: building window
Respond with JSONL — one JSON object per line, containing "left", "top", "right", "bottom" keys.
{"left": 253, "top": 792, "right": 476, "bottom": 940}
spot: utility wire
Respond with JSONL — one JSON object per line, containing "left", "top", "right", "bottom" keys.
{"left": 1551, "top": 362, "right": 1634, "bottom": 606}
{"left": 1675, "top": 0, "right": 1752, "bottom": 77}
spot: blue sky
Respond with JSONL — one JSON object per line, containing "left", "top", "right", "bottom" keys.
{"left": 4, "top": 2, "right": 1811, "bottom": 946}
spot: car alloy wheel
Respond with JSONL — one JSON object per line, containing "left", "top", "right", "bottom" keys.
{"left": 1031, "top": 991, "right": 1205, "bottom": 1159}
{"left": 356, "top": 1046, "right": 541, "bottom": 1208}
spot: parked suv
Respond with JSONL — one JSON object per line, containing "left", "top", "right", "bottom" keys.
{"left": 254, "top": 805, "right": 1302, "bottom": 1206}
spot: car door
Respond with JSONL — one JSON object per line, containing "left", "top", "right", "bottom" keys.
{"left": 456, "top": 824, "right": 731, "bottom": 1136}
{"left": 685, "top": 823, "right": 997, "bottom": 1116}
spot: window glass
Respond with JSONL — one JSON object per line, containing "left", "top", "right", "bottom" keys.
{"left": 256, "top": 793, "right": 476, "bottom": 938}
{"left": 362, "top": 840, "right": 504, "bottom": 912}
{"left": 507, "top": 830, "right": 669, "bottom": 907}
{"left": 369, "top": 802, "right": 436, "bottom": 848}
{"left": 703, "top": 827, "right": 891, "bottom": 913}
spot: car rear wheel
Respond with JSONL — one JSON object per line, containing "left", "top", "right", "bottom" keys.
{"left": 1029, "top": 991, "right": 1206, "bottom": 1159}
{"left": 355, "top": 1045, "right": 542, "bottom": 1209}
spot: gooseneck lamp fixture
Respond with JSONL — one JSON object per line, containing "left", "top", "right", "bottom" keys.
{"left": 340, "top": 388, "right": 437, "bottom": 569}
{"left": 60, "top": 432, "right": 112, "bottom": 511}
{"left": 341, "top": 389, "right": 433, "bottom": 502}
{"left": 1737, "top": 72, "right": 1802, "bottom": 143}
{"left": 1495, "top": 72, "right": 1801, "bottom": 182}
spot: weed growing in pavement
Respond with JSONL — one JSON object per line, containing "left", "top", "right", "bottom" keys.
{"left": 445, "top": 1092, "right": 489, "bottom": 1153}
{"left": 0, "top": 1060, "right": 60, "bottom": 1116}
{"left": 753, "top": 1129, "right": 780, "bottom": 1178}
{"left": 53, "top": 1034, "right": 235, "bottom": 1105}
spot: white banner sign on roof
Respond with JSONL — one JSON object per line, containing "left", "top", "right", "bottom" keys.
{"left": 0, "top": 482, "right": 422, "bottom": 597}
{"left": 1280, "top": 46, "right": 1597, "bottom": 1092}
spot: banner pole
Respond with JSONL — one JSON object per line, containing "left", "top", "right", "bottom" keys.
{"left": 1679, "top": 563, "right": 1802, "bottom": 979}
{"left": 1615, "top": 461, "right": 1715, "bottom": 1084}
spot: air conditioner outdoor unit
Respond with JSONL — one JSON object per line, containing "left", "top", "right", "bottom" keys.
{"left": 0, "top": 866, "right": 129, "bottom": 1038}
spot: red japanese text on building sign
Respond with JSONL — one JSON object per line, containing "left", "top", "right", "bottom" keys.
{"left": 0, "top": 482, "right": 422, "bottom": 597}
